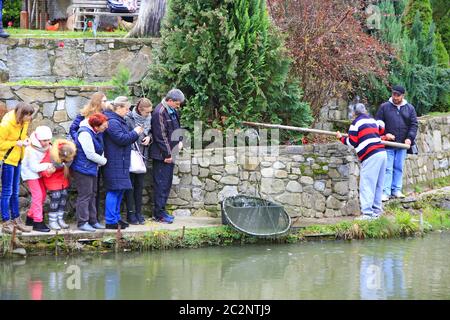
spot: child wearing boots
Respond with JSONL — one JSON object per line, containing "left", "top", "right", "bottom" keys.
{"left": 21, "top": 126, "right": 54, "bottom": 232}
{"left": 40, "top": 139, "right": 77, "bottom": 230}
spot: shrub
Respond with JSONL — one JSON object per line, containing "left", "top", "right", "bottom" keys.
{"left": 2, "top": 0, "right": 21, "bottom": 28}
{"left": 144, "top": 0, "right": 312, "bottom": 142}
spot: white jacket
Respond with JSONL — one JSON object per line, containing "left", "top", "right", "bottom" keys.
{"left": 21, "top": 132, "right": 52, "bottom": 181}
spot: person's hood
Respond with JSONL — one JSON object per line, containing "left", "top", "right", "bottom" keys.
{"left": 389, "top": 97, "right": 408, "bottom": 107}
{"left": 29, "top": 131, "right": 49, "bottom": 152}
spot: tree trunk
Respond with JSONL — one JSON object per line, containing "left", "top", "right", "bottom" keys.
{"left": 127, "top": 0, "right": 166, "bottom": 38}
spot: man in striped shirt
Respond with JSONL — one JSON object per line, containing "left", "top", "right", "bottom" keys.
{"left": 336, "top": 103, "right": 387, "bottom": 220}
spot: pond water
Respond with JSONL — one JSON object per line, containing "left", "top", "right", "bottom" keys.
{"left": 1, "top": 232, "right": 449, "bottom": 299}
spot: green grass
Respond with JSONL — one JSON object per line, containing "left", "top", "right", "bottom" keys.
{"left": 424, "top": 111, "right": 450, "bottom": 117}
{"left": 4, "top": 79, "right": 113, "bottom": 87}
{"left": 5, "top": 27, "right": 128, "bottom": 39}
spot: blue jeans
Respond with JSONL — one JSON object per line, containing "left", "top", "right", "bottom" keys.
{"left": 152, "top": 159, "right": 174, "bottom": 218}
{"left": 0, "top": 1, "right": 3, "bottom": 27}
{"left": 105, "top": 190, "right": 125, "bottom": 224}
{"left": 360, "top": 151, "right": 387, "bottom": 216}
{"left": 384, "top": 148, "right": 407, "bottom": 196}
{"left": 1, "top": 163, "right": 21, "bottom": 221}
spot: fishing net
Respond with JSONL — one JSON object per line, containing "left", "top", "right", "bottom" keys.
{"left": 221, "top": 195, "right": 292, "bottom": 237}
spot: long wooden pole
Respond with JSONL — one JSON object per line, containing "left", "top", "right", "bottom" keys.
{"left": 242, "top": 121, "right": 410, "bottom": 150}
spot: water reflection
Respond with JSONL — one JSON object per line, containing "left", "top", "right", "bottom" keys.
{"left": 0, "top": 233, "right": 449, "bottom": 299}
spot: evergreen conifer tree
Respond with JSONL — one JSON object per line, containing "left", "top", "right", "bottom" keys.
{"left": 144, "top": 0, "right": 312, "bottom": 139}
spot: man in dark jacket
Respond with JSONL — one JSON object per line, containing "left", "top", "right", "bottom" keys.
{"left": 375, "top": 85, "right": 418, "bottom": 201}
{"left": 150, "top": 89, "right": 185, "bottom": 223}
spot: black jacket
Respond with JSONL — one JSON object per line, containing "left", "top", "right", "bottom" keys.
{"left": 149, "top": 103, "right": 181, "bottom": 161}
{"left": 375, "top": 101, "right": 418, "bottom": 147}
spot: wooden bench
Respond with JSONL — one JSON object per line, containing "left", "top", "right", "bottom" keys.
{"left": 72, "top": 0, "right": 141, "bottom": 33}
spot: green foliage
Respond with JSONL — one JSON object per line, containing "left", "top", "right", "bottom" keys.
{"left": 366, "top": 0, "right": 450, "bottom": 115}
{"left": 403, "top": 0, "right": 434, "bottom": 32}
{"left": 144, "top": 0, "right": 312, "bottom": 141}
{"left": 431, "top": 0, "right": 450, "bottom": 53}
{"left": 107, "top": 66, "right": 131, "bottom": 99}
{"left": 2, "top": 0, "right": 21, "bottom": 28}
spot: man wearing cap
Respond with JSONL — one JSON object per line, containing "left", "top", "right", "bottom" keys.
{"left": 375, "top": 85, "right": 418, "bottom": 201}
{"left": 149, "top": 89, "right": 185, "bottom": 224}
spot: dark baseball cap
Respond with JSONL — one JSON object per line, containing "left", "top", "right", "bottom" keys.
{"left": 392, "top": 85, "right": 405, "bottom": 95}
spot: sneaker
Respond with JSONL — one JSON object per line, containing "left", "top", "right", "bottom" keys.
{"left": 90, "top": 222, "right": 105, "bottom": 229}
{"left": 2, "top": 220, "right": 23, "bottom": 235}
{"left": 136, "top": 213, "right": 145, "bottom": 225}
{"left": 154, "top": 216, "right": 173, "bottom": 224}
{"left": 33, "top": 221, "right": 50, "bottom": 233}
{"left": 356, "top": 214, "right": 375, "bottom": 221}
{"left": 392, "top": 192, "right": 406, "bottom": 198}
{"left": 127, "top": 212, "right": 139, "bottom": 225}
{"left": 13, "top": 217, "right": 32, "bottom": 233}
{"left": 381, "top": 194, "right": 390, "bottom": 202}
{"left": 162, "top": 211, "right": 174, "bottom": 222}
{"left": 0, "top": 30, "right": 10, "bottom": 38}
{"left": 78, "top": 222, "right": 96, "bottom": 232}
{"left": 105, "top": 223, "right": 119, "bottom": 230}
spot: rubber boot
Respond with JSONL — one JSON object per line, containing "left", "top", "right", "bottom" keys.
{"left": 48, "top": 213, "right": 61, "bottom": 230}
{"left": 57, "top": 212, "right": 69, "bottom": 229}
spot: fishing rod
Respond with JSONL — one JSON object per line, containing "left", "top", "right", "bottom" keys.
{"left": 242, "top": 121, "right": 410, "bottom": 150}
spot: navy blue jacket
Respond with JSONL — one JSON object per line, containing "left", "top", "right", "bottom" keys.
{"left": 375, "top": 101, "right": 418, "bottom": 147}
{"left": 102, "top": 110, "right": 139, "bottom": 190}
{"left": 69, "top": 114, "right": 84, "bottom": 141}
{"left": 70, "top": 114, "right": 104, "bottom": 141}
{"left": 71, "top": 126, "right": 104, "bottom": 177}
{"left": 149, "top": 103, "right": 181, "bottom": 161}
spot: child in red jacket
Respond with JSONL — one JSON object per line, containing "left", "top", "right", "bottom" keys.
{"left": 40, "top": 139, "right": 77, "bottom": 230}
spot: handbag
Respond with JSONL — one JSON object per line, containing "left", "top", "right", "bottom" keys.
{"left": 107, "top": 0, "right": 132, "bottom": 13}
{"left": 129, "top": 142, "right": 147, "bottom": 174}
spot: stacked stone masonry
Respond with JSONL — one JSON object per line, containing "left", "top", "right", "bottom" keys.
{"left": 0, "top": 38, "right": 156, "bottom": 83}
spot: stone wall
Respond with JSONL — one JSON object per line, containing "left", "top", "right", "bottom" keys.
{"left": 403, "top": 115, "right": 450, "bottom": 189}
{"left": 0, "top": 38, "right": 156, "bottom": 84}
{"left": 168, "top": 145, "right": 360, "bottom": 218}
{"left": 0, "top": 85, "right": 122, "bottom": 135}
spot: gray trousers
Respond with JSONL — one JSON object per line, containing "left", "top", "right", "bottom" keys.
{"left": 360, "top": 151, "right": 387, "bottom": 216}
{"left": 72, "top": 171, "right": 99, "bottom": 226}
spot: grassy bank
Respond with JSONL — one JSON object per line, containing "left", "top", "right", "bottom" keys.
{"left": 1, "top": 198, "right": 448, "bottom": 257}
{"left": 4, "top": 28, "right": 127, "bottom": 39}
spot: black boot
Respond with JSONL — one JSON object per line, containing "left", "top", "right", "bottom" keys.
{"left": 127, "top": 211, "right": 139, "bottom": 225}
{"left": 25, "top": 216, "right": 34, "bottom": 226}
{"left": 0, "top": 29, "right": 10, "bottom": 38}
{"left": 33, "top": 221, "right": 50, "bottom": 233}
{"left": 105, "top": 223, "right": 119, "bottom": 230}
{"left": 118, "top": 220, "right": 129, "bottom": 229}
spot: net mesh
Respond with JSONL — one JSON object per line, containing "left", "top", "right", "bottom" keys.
{"left": 222, "top": 195, "right": 291, "bottom": 237}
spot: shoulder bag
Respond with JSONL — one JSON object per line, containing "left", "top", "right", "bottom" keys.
{"left": 129, "top": 142, "right": 147, "bottom": 174}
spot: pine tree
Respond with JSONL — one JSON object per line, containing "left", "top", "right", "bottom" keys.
{"left": 367, "top": 0, "right": 449, "bottom": 114}
{"left": 403, "top": 0, "right": 449, "bottom": 66}
{"left": 143, "top": 0, "right": 312, "bottom": 140}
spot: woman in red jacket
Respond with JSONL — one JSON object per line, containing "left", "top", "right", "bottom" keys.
{"left": 40, "top": 139, "right": 77, "bottom": 230}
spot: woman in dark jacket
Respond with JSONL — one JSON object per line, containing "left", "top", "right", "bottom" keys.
{"left": 103, "top": 96, "right": 143, "bottom": 229}
{"left": 124, "top": 98, "right": 153, "bottom": 225}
